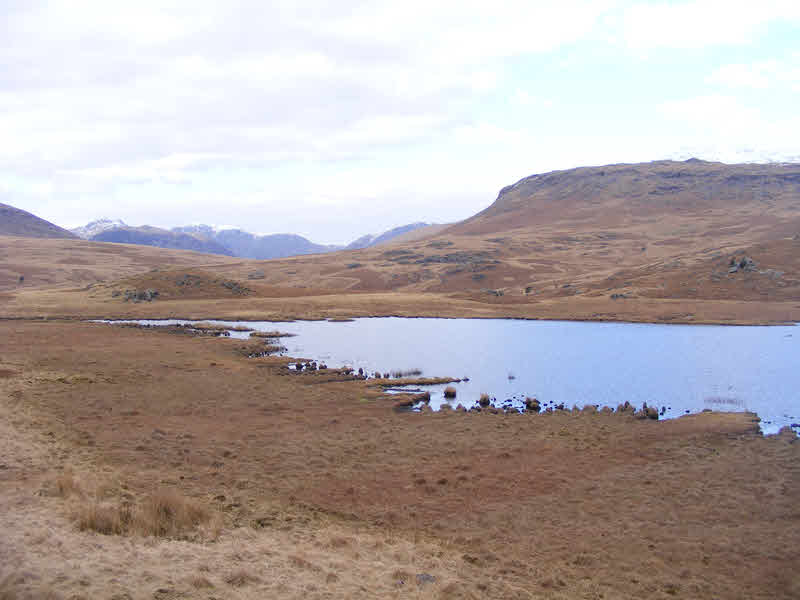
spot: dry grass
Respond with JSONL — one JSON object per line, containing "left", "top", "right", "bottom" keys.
{"left": 76, "top": 501, "right": 132, "bottom": 535}
{"left": 249, "top": 330, "right": 295, "bottom": 338}
{"left": 188, "top": 575, "right": 215, "bottom": 589}
{"left": 3, "top": 320, "right": 800, "bottom": 599}
{"left": 136, "top": 489, "right": 210, "bottom": 538}
{"left": 73, "top": 488, "right": 212, "bottom": 539}
{"left": 53, "top": 471, "right": 82, "bottom": 499}
{"left": 0, "top": 575, "right": 61, "bottom": 600}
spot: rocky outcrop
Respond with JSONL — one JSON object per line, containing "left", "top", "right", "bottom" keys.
{"left": 728, "top": 255, "right": 757, "bottom": 274}
{"left": 121, "top": 289, "right": 159, "bottom": 302}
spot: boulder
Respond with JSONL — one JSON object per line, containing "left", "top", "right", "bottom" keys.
{"left": 524, "top": 397, "right": 541, "bottom": 413}
{"left": 616, "top": 401, "right": 635, "bottom": 415}
{"left": 635, "top": 403, "right": 659, "bottom": 420}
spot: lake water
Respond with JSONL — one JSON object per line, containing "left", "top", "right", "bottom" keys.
{"left": 99, "top": 317, "right": 799, "bottom": 434}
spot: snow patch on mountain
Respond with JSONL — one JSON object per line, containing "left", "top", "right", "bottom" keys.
{"left": 71, "top": 218, "right": 127, "bottom": 239}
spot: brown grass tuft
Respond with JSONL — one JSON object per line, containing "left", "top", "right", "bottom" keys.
{"left": 73, "top": 489, "right": 211, "bottom": 539}
{"left": 135, "top": 489, "right": 210, "bottom": 538}
{"left": 443, "top": 386, "right": 457, "bottom": 398}
{"left": 76, "top": 501, "right": 132, "bottom": 535}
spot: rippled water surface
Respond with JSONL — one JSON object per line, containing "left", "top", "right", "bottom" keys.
{"left": 102, "top": 317, "right": 799, "bottom": 434}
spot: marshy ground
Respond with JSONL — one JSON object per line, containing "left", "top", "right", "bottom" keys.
{"left": 2, "top": 319, "right": 799, "bottom": 599}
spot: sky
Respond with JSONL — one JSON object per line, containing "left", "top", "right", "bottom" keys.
{"left": 1, "top": 1, "right": 799, "bottom": 244}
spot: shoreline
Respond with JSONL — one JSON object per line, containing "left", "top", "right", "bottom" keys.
{"left": 3, "top": 311, "right": 799, "bottom": 327}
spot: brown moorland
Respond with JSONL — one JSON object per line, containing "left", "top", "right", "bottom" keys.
{"left": 1, "top": 159, "right": 800, "bottom": 599}
{"left": 1, "top": 320, "right": 799, "bottom": 599}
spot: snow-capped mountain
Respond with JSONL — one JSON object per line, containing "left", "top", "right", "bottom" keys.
{"left": 71, "top": 218, "right": 127, "bottom": 239}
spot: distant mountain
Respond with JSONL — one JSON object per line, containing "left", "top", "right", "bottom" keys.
{"left": 344, "top": 233, "right": 376, "bottom": 250}
{"left": 174, "top": 222, "right": 432, "bottom": 258}
{"left": 173, "top": 226, "right": 338, "bottom": 260}
{"left": 0, "top": 203, "right": 78, "bottom": 239}
{"left": 91, "top": 225, "right": 235, "bottom": 256}
{"left": 71, "top": 218, "right": 127, "bottom": 239}
{"left": 367, "top": 222, "right": 430, "bottom": 247}
{"left": 345, "top": 222, "right": 430, "bottom": 250}
{"left": 69, "top": 219, "right": 433, "bottom": 260}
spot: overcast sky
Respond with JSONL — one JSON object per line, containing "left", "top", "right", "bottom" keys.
{"left": 1, "top": 1, "right": 799, "bottom": 243}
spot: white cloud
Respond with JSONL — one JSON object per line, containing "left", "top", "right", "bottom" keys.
{"left": 1, "top": 1, "right": 800, "bottom": 241}
{"left": 708, "top": 55, "right": 800, "bottom": 91}
{"left": 657, "top": 94, "right": 800, "bottom": 162}
{"left": 620, "top": 0, "right": 800, "bottom": 49}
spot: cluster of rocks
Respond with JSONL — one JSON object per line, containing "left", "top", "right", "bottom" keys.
{"left": 175, "top": 274, "right": 204, "bottom": 287}
{"left": 428, "top": 397, "right": 663, "bottom": 419}
{"left": 246, "top": 343, "right": 287, "bottom": 358}
{"left": 220, "top": 279, "right": 251, "bottom": 295}
{"left": 291, "top": 361, "right": 328, "bottom": 371}
{"left": 728, "top": 255, "right": 757, "bottom": 273}
{"left": 415, "top": 251, "right": 499, "bottom": 266}
{"left": 173, "top": 323, "right": 231, "bottom": 337}
{"left": 172, "top": 273, "right": 251, "bottom": 295}
{"left": 112, "top": 288, "right": 159, "bottom": 302}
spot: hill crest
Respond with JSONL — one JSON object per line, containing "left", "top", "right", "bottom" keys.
{"left": 0, "top": 203, "right": 78, "bottom": 239}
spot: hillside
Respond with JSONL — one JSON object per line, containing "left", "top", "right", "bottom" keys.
{"left": 153, "top": 159, "right": 796, "bottom": 305}
{"left": 0, "top": 203, "right": 78, "bottom": 239}
{"left": 455, "top": 159, "right": 800, "bottom": 236}
{"left": 4, "top": 159, "right": 800, "bottom": 324}
{"left": 0, "top": 236, "right": 248, "bottom": 292}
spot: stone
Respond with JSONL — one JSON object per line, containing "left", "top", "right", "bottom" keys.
{"left": 524, "top": 397, "right": 541, "bottom": 412}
